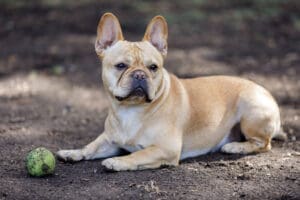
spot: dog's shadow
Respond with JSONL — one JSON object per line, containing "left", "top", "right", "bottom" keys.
{"left": 182, "top": 152, "right": 248, "bottom": 165}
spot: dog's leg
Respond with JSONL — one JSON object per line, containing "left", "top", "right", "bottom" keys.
{"left": 221, "top": 139, "right": 271, "bottom": 154}
{"left": 57, "top": 133, "right": 120, "bottom": 162}
{"left": 102, "top": 145, "right": 180, "bottom": 171}
{"left": 221, "top": 113, "right": 278, "bottom": 154}
{"left": 221, "top": 88, "right": 281, "bottom": 154}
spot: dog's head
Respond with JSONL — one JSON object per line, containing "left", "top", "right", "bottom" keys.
{"left": 95, "top": 13, "right": 168, "bottom": 105}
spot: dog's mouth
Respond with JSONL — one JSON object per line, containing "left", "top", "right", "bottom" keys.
{"left": 115, "top": 86, "right": 152, "bottom": 103}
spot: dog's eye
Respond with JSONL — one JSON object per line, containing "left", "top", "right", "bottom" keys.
{"left": 115, "top": 63, "right": 127, "bottom": 70}
{"left": 148, "top": 64, "right": 158, "bottom": 72}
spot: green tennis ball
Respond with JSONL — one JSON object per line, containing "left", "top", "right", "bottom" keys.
{"left": 26, "top": 147, "right": 56, "bottom": 177}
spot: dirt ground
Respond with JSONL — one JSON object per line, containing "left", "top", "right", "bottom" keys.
{"left": 0, "top": 1, "right": 299, "bottom": 199}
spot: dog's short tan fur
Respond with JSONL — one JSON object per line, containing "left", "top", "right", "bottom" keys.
{"left": 57, "top": 13, "right": 286, "bottom": 171}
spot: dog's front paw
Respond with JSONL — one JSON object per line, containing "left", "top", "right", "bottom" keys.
{"left": 101, "top": 158, "right": 134, "bottom": 171}
{"left": 56, "top": 149, "right": 84, "bottom": 162}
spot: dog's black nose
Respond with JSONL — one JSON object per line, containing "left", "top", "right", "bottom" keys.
{"left": 132, "top": 70, "right": 147, "bottom": 80}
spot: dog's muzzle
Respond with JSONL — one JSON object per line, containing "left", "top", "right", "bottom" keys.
{"left": 115, "top": 70, "right": 152, "bottom": 102}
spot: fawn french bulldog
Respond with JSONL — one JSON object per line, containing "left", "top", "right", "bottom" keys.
{"left": 57, "top": 13, "right": 286, "bottom": 171}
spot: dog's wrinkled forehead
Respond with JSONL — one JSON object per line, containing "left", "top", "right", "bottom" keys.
{"left": 103, "top": 41, "right": 163, "bottom": 66}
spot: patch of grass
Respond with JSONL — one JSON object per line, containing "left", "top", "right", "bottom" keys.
{"left": 166, "top": 10, "right": 207, "bottom": 24}
{"left": 292, "top": 16, "right": 300, "bottom": 31}
{"left": 0, "top": 0, "right": 95, "bottom": 8}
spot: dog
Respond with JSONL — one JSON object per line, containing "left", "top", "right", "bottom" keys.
{"left": 57, "top": 13, "right": 286, "bottom": 171}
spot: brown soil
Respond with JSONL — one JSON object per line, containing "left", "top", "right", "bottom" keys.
{"left": 0, "top": 1, "right": 299, "bottom": 199}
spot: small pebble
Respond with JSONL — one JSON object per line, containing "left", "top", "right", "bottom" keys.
{"left": 291, "top": 152, "right": 300, "bottom": 156}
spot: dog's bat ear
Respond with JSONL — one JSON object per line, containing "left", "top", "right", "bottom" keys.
{"left": 95, "top": 13, "right": 124, "bottom": 57}
{"left": 143, "top": 15, "right": 168, "bottom": 57}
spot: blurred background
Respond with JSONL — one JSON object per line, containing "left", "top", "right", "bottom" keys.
{"left": 1, "top": 0, "right": 299, "bottom": 83}
{"left": 0, "top": 1, "right": 300, "bottom": 199}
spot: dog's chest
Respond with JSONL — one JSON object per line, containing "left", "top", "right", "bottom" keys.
{"left": 113, "top": 107, "right": 146, "bottom": 150}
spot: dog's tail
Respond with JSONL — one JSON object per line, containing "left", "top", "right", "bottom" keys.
{"left": 273, "top": 128, "right": 287, "bottom": 141}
